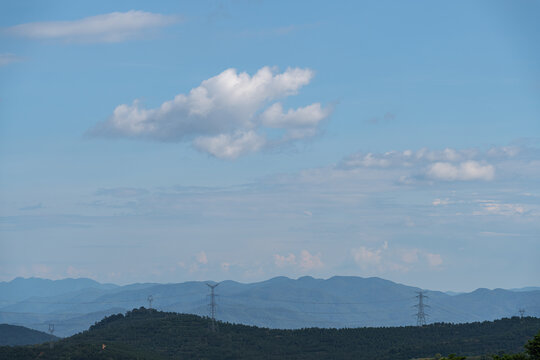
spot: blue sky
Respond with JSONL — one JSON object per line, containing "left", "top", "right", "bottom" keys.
{"left": 0, "top": 0, "right": 539, "bottom": 291}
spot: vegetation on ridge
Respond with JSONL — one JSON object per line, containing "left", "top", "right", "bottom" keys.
{"left": 0, "top": 308, "right": 539, "bottom": 359}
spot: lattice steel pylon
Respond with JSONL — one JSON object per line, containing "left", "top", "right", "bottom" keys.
{"left": 414, "top": 291, "right": 429, "bottom": 326}
{"left": 206, "top": 283, "right": 219, "bottom": 332}
{"left": 48, "top": 324, "right": 55, "bottom": 349}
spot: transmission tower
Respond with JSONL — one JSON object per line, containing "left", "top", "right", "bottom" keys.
{"left": 206, "top": 283, "right": 219, "bottom": 332}
{"left": 414, "top": 291, "right": 429, "bottom": 326}
{"left": 48, "top": 324, "right": 55, "bottom": 349}
{"left": 147, "top": 295, "right": 153, "bottom": 309}
{"left": 519, "top": 308, "right": 525, "bottom": 318}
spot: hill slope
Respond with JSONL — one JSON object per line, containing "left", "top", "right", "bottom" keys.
{"left": 0, "top": 324, "right": 58, "bottom": 346}
{"left": 1, "top": 308, "right": 539, "bottom": 359}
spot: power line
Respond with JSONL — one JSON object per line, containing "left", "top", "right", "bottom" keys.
{"left": 429, "top": 303, "right": 482, "bottom": 321}
{"left": 218, "top": 295, "right": 413, "bottom": 305}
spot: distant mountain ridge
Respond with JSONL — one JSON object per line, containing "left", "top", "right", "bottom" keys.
{"left": 1, "top": 276, "right": 539, "bottom": 337}
{"left": 0, "top": 324, "right": 58, "bottom": 346}
{"left": 0, "top": 277, "right": 118, "bottom": 306}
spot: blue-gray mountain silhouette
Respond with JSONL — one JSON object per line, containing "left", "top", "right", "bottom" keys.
{"left": 1, "top": 276, "right": 539, "bottom": 337}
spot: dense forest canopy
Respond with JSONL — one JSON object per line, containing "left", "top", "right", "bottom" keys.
{"left": 1, "top": 308, "right": 539, "bottom": 360}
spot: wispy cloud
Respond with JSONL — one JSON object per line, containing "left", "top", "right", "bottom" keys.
{"left": 3, "top": 143, "right": 538, "bottom": 283}
{"left": 95, "top": 187, "right": 149, "bottom": 198}
{"left": 338, "top": 146, "right": 524, "bottom": 182}
{"left": 4, "top": 10, "right": 179, "bottom": 43}
{"left": 89, "top": 66, "right": 331, "bottom": 159}
{"left": 367, "top": 112, "right": 396, "bottom": 124}
{"left": 352, "top": 242, "right": 443, "bottom": 272}
{"left": 236, "top": 23, "right": 320, "bottom": 38}
{"left": 474, "top": 200, "right": 526, "bottom": 216}
{"left": 0, "top": 53, "right": 23, "bottom": 66}
{"left": 18, "top": 203, "right": 43, "bottom": 211}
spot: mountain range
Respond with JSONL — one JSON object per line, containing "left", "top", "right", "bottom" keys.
{"left": 1, "top": 276, "right": 539, "bottom": 337}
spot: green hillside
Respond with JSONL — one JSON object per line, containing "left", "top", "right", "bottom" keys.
{"left": 1, "top": 308, "right": 539, "bottom": 359}
{"left": 0, "top": 324, "right": 58, "bottom": 346}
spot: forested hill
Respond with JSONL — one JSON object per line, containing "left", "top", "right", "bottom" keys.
{"left": 1, "top": 308, "right": 539, "bottom": 360}
{"left": 0, "top": 324, "right": 58, "bottom": 346}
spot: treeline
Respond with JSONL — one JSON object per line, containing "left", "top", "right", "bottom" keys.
{"left": 0, "top": 308, "right": 539, "bottom": 360}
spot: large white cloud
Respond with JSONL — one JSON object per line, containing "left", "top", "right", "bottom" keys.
{"left": 260, "top": 102, "right": 330, "bottom": 139}
{"left": 90, "top": 66, "right": 330, "bottom": 159}
{"left": 4, "top": 11, "right": 178, "bottom": 43}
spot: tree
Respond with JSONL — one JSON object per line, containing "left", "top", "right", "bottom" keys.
{"left": 442, "top": 354, "right": 466, "bottom": 360}
{"left": 525, "top": 332, "right": 540, "bottom": 360}
{"left": 492, "top": 331, "right": 540, "bottom": 360}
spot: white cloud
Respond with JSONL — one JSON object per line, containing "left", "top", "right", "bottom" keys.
{"left": 338, "top": 145, "right": 540, "bottom": 187}
{"left": 274, "top": 253, "right": 296, "bottom": 267}
{"left": 425, "top": 253, "right": 443, "bottom": 267}
{"left": 274, "top": 250, "right": 323, "bottom": 270}
{"left": 487, "top": 146, "right": 521, "bottom": 158}
{"left": 474, "top": 201, "right": 526, "bottom": 216}
{"left": 352, "top": 243, "right": 443, "bottom": 271}
{"left": 351, "top": 246, "right": 382, "bottom": 267}
{"left": 401, "top": 249, "right": 419, "bottom": 264}
{"left": 0, "top": 53, "right": 23, "bottom": 66}
{"left": 427, "top": 161, "right": 495, "bottom": 181}
{"left": 342, "top": 147, "right": 502, "bottom": 175}
{"left": 432, "top": 198, "right": 450, "bottom": 206}
{"left": 299, "top": 250, "right": 323, "bottom": 270}
{"left": 260, "top": 102, "right": 329, "bottom": 138}
{"left": 342, "top": 147, "right": 482, "bottom": 169}
{"left": 5, "top": 11, "right": 179, "bottom": 43}
{"left": 196, "top": 251, "right": 208, "bottom": 264}
{"left": 351, "top": 243, "right": 410, "bottom": 273}
{"left": 90, "top": 66, "right": 329, "bottom": 158}
{"left": 193, "top": 130, "right": 265, "bottom": 159}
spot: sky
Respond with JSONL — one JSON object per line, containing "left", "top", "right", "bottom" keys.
{"left": 0, "top": 0, "right": 539, "bottom": 292}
